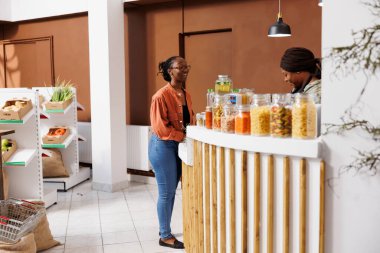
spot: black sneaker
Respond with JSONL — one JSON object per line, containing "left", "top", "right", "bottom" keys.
{"left": 159, "top": 238, "right": 185, "bottom": 249}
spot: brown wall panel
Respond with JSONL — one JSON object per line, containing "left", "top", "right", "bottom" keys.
{"left": 1, "top": 15, "right": 91, "bottom": 121}
{"left": 0, "top": 0, "right": 321, "bottom": 125}
{"left": 126, "top": 0, "right": 321, "bottom": 124}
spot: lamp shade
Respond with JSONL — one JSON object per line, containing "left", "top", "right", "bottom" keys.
{"left": 268, "top": 17, "right": 291, "bottom": 37}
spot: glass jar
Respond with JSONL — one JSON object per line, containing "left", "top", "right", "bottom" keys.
{"left": 240, "top": 88, "right": 254, "bottom": 105}
{"left": 250, "top": 94, "right": 271, "bottom": 136}
{"left": 212, "top": 94, "right": 226, "bottom": 131}
{"left": 205, "top": 106, "right": 213, "bottom": 129}
{"left": 207, "top": 88, "right": 214, "bottom": 107}
{"left": 235, "top": 105, "right": 251, "bottom": 135}
{"left": 196, "top": 113, "right": 204, "bottom": 127}
{"left": 215, "top": 75, "right": 233, "bottom": 94}
{"left": 221, "top": 104, "right": 237, "bottom": 133}
{"left": 270, "top": 93, "right": 292, "bottom": 138}
{"left": 292, "top": 93, "right": 317, "bottom": 139}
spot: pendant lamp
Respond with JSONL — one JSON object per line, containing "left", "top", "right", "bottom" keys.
{"left": 318, "top": 0, "right": 323, "bottom": 7}
{"left": 268, "top": 0, "right": 291, "bottom": 37}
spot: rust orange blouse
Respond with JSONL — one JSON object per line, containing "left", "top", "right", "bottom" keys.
{"left": 150, "top": 83, "right": 195, "bottom": 142}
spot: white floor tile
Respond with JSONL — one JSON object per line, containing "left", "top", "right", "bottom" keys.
{"left": 45, "top": 181, "right": 185, "bottom": 253}
{"left": 130, "top": 209, "right": 158, "bottom": 221}
{"left": 103, "top": 242, "right": 143, "bottom": 253}
{"left": 102, "top": 230, "right": 139, "bottom": 245}
{"left": 64, "top": 246, "right": 103, "bottom": 253}
{"left": 101, "top": 220, "right": 135, "bottom": 233}
{"left": 64, "top": 234, "right": 102, "bottom": 248}
{"left": 100, "top": 212, "right": 132, "bottom": 223}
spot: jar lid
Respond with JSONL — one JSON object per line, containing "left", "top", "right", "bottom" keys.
{"left": 207, "top": 88, "right": 214, "bottom": 92}
{"left": 206, "top": 106, "right": 212, "bottom": 111}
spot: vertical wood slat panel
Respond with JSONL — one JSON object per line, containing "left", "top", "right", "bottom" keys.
{"left": 300, "top": 158, "right": 307, "bottom": 253}
{"left": 241, "top": 151, "right": 248, "bottom": 253}
{"left": 193, "top": 140, "right": 200, "bottom": 252}
{"left": 283, "top": 157, "right": 290, "bottom": 253}
{"left": 254, "top": 153, "right": 261, "bottom": 253}
{"left": 229, "top": 149, "right": 236, "bottom": 253}
{"left": 219, "top": 147, "right": 226, "bottom": 253}
{"left": 204, "top": 144, "right": 211, "bottom": 253}
{"left": 267, "top": 155, "right": 274, "bottom": 253}
{"left": 189, "top": 140, "right": 198, "bottom": 252}
{"left": 197, "top": 141, "right": 204, "bottom": 253}
{"left": 188, "top": 152, "right": 194, "bottom": 252}
{"left": 211, "top": 145, "right": 218, "bottom": 253}
{"left": 182, "top": 162, "right": 188, "bottom": 249}
{"left": 319, "top": 161, "right": 325, "bottom": 253}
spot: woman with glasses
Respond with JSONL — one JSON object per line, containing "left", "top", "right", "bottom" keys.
{"left": 148, "top": 56, "right": 194, "bottom": 249}
{"left": 280, "top": 47, "right": 322, "bottom": 103}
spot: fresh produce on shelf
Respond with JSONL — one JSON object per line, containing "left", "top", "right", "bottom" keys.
{"left": 0, "top": 98, "right": 33, "bottom": 120}
{"left": 1, "top": 138, "right": 10, "bottom": 152}
{"left": 1, "top": 139, "right": 17, "bottom": 162}
{"left": 47, "top": 128, "right": 67, "bottom": 137}
{"left": 44, "top": 79, "right": 75, "bottom": 111}
{"left": 50, "top": 80, "right": 74, "bottom": 102}
{"left": 42, "top": 127, "right": 70, "bottom": 144}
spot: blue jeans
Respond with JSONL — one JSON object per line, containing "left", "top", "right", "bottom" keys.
{"left": 148, "top": 134, "right": 182, "bottom": 239}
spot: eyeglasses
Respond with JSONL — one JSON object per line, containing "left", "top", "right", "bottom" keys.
{"left": 170, "top": 65, "right": 191, "bottom": 71}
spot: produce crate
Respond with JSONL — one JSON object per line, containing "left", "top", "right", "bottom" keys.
{"left": 44, "top": 98, "right": 72, "bottom": 111}
{"left": 0, "top": 199, "right": 45, "bottom": 244}
{"left": 42, "top": 127, "right": 70, "bottom": 144}
{"left": 0, "top": 98, "right": 33, "bottom": 120}
{"left": 1, "top": 140, "right": 17, "bottom": 163}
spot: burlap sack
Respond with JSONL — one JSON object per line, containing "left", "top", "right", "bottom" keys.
{"left": 42, "top": 149, "right": 69, "bottom": 178}
{"left": 2, "top": 169, "right": 9, "bottom": 200}
{"left": 31, "top": 202, "right": 60, "bottom": 252}
{"left": 0, "top": 233, "right": 36, "bottom": 253}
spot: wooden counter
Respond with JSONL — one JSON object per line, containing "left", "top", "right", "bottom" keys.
{"left": 180, "top": 126, "right": 325, "bottom": 253}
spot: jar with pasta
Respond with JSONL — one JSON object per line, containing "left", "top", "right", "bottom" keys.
{"left": 221, "top": 104, "right": 237, "bottom": 133}
{"left": 250, "top": 94, "right": 271, "bottom": 136}
{"left": 212, "top": 94, "right": 226, "bottom": 131}
{"left": 270, "top": 93, "right": 292, "bottom": 138}
{"left": 292, "top": 93, "right": 317, "bottom": 139}
{"left": 235, "top": 105, "right": 251, "bottom": 135}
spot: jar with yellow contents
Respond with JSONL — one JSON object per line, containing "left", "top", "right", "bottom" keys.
{"left": 250, "top": 94, "right": 271, "bottom": 136}
{"left": 215, "top": 75, "right": 233, "bottom": 94}
{"left": 212, "top": 94, "right": 226, "bottom": 131}
{"left": 292, "top": 94, "right": 317, "bottom": 139}
{"left": 270, "top": 93, "right": 292, "bottom": 138}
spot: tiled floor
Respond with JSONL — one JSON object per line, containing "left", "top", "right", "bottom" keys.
{"left": 42, "top": 181, "right": 185, "bottom": 253}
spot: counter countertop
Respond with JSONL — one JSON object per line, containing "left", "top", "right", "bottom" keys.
{"left": 179, "top": 126, "right": 322, "bottom": 165}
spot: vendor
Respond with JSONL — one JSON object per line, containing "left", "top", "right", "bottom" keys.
{"left": 280, "top": 47, "right": 322, "bottom": 103}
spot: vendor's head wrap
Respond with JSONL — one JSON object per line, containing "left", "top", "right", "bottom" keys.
{"left": 280, "top": 47, "right": 321, "bottom": 79}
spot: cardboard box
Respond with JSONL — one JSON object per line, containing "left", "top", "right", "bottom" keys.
{"left": 2, "top": 140, "right": 17, "bottom": 163}
{"left": 0, "top": 98, "right": 33, "bottom": 120}
{"left": 45, "top": 98, "right": 73, "bottom": 111}
{"left": 42, "top": 127, "right": 70, "bottom": 144}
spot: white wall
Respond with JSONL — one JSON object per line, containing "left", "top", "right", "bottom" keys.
{"left": 322, "top": 0, "right": 380, "bottom": 252}
{"left": 0, "top": 0, "right": 87, "bottom": 22}
{"left": 0, "top": 0, "right": 12, "bottom": 21}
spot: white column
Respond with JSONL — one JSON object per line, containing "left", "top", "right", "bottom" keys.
{"left": 88, "top": 0, "right": 128, "bottom": 192}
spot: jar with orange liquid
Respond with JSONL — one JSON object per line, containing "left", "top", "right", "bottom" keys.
{"left": 205, "top": 106, "right": 213, "bottom": 129}
{"left": 235, "top": 105, "right": 251, "bottom": 135}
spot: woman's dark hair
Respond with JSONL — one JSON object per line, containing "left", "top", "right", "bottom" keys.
{"left": 158, "top": 56, "right": 180, "bottom": 82}
{"left": 280, "top": 47, "right": 322, "bottom": 79}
